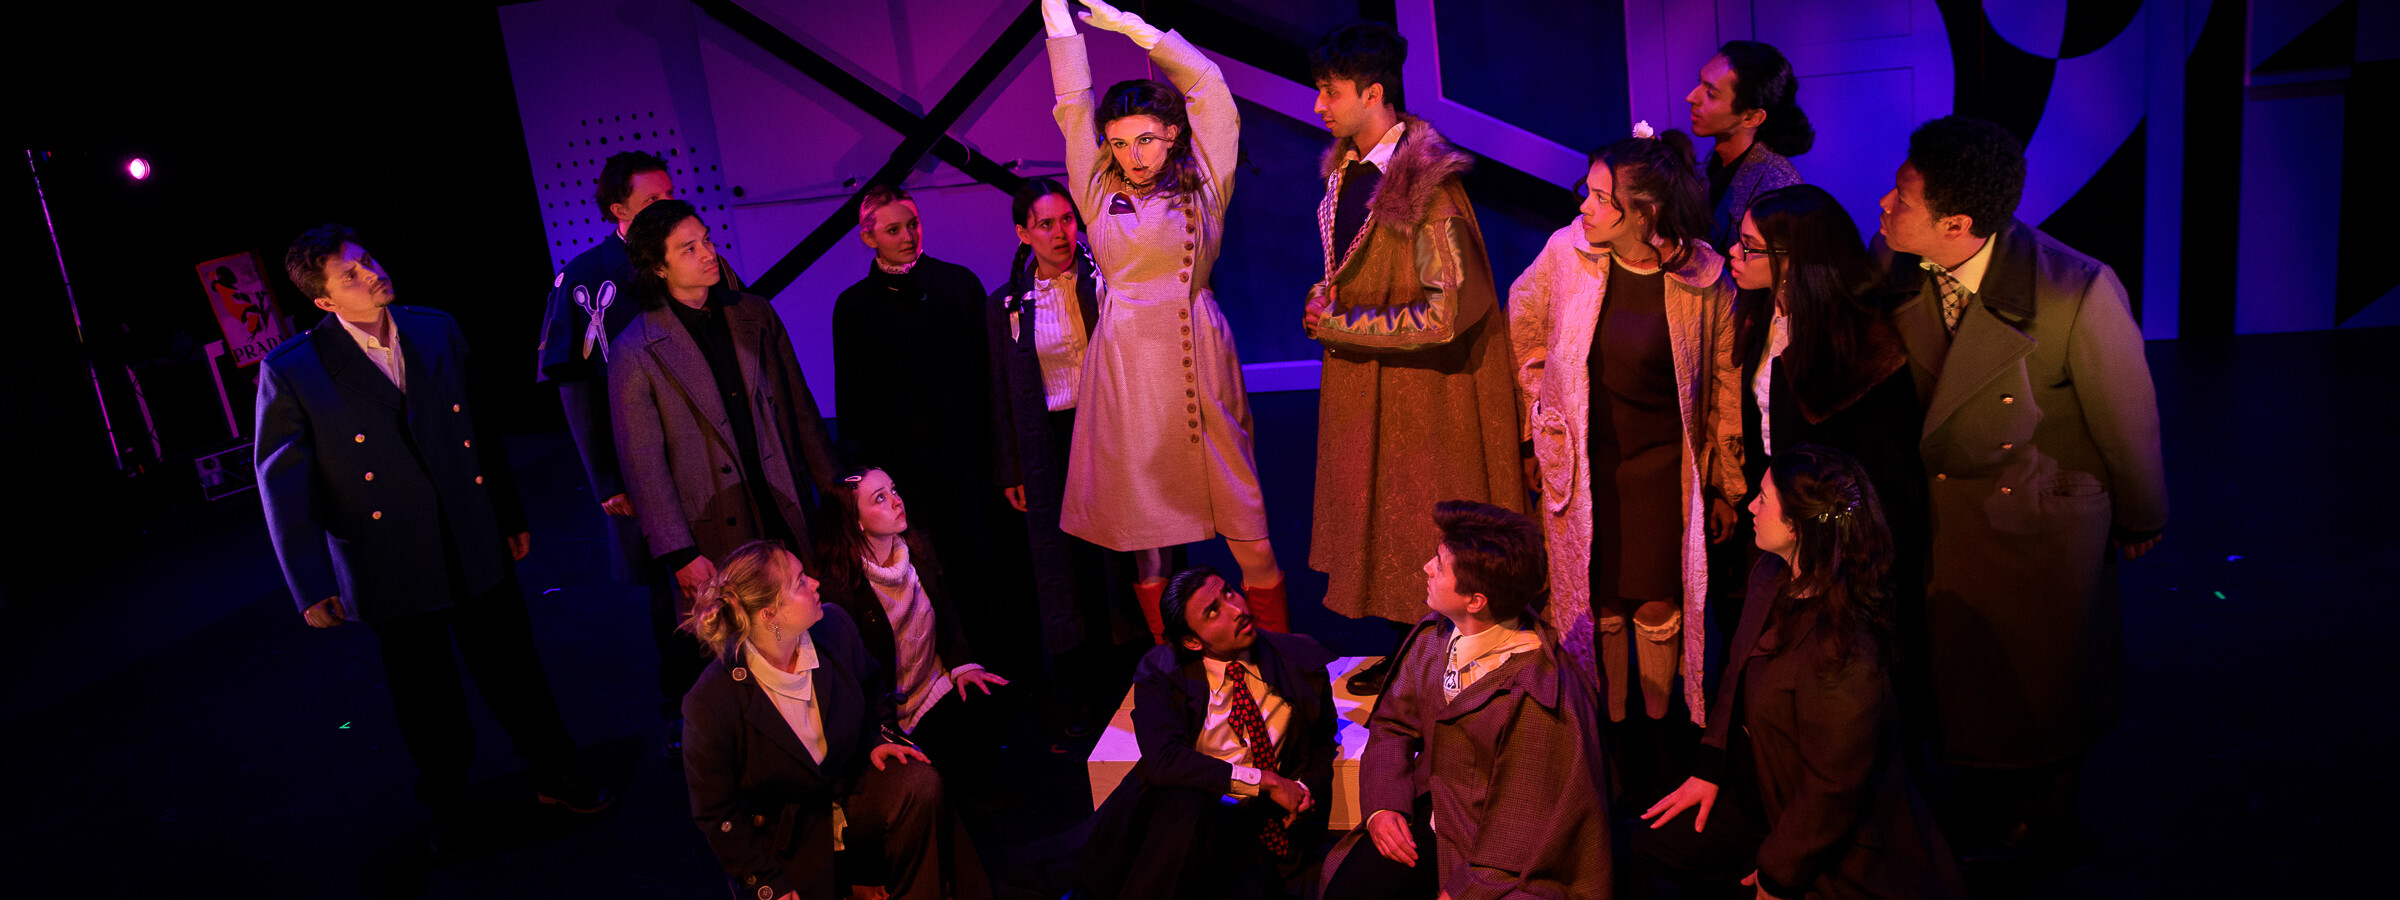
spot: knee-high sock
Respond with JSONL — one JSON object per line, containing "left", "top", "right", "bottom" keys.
{"left": 1636, "top": 610, "right": 1682, "bottom": 720}
{"left": 1136, "top": 579, "right": 1168, "bottom": 645}
{"left": 1246, "top": 581, "right": 1289, "bottom": 633}
{"left": 1596, "top": 615, "right": 1629, "bottom": 723}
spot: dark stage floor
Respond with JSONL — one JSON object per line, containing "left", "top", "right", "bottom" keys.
{"left": 3, "top": 327, "right": 2390, "bottom": 897}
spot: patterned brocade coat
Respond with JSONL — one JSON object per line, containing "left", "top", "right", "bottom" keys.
{"left": 1308, "top": 117, "right": 1525, "bottom": 623}
{"left": 1509, "top": 230, "right": 1744, "bottom": 724}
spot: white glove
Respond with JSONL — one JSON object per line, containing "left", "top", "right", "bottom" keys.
{"left": 1040, "top": 0, "right": 1077, "bottom": 39}
{"left": 1076, "top": 0, "right": 1162, "bottom": 50}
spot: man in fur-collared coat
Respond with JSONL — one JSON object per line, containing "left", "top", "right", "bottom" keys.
{"left": 1303, "top": 22, "right": 1524, "bottom": 636}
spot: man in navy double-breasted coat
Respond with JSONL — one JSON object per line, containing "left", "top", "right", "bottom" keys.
{"left": 256, "top": 224, "right": 608, "bottom": 842}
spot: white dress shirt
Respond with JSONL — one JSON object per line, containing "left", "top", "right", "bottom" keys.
{"left": 337, "top": 312, "right": 407, "bottom": 393}
{"left": 1029, "top": 268, "right": 1089, "bottom": 411}
{"left": 1198, "top": 652, "right": 1291, "bottom": 797}
{"left": 1753, "top": 311, "right": 1790, "bottom": 456}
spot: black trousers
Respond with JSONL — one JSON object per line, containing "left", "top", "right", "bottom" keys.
{"left": 1321, "top": 794, "right": 1440, "bottom": 900}
{"left": 1080, "top": 786, "right": 1298, "bottom": 900}
{"left": 371, "top": 566, "right": 576, "bottom": 818}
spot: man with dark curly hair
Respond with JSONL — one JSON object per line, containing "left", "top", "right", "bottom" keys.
{"left": 1875, "top": 115, "right": 2168, "bottom": 871}
{"left": 1321, "top": 500, "right": 1612, "bottom": 900}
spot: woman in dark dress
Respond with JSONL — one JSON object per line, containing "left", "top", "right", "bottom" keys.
{"left": 679, "top": 540, "right": 989, "bottom": 900}
{"left": 1635, "top": 446, "right": 1964, "bottom": 900}
{"left": 1509, "top": 125, "right": 1745, "bottom": 797}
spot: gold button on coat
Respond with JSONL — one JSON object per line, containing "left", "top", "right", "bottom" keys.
{"left": 2000, "top": 394, "right": 2016, "bottom": 405}
{"left": 353, "top": 434, "right": 365, "bottom": 443}
{"left": 475, "top": 476, "right": 485, "bottom": 484}
{"left": 371, "top": 511, "right": 382, "bottom": 520}
{"left": 363, "top": 472, "right": 374, "bottom": 482}
{"left": 2000, "top": 486, "right": 2014, "bottom": 495}
{"left": 451, "top": 404, "right": 461, "bottom": 412}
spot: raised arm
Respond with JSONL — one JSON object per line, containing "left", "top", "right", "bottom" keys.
{"left": 1044, "top": 2, "right": 1106, "bottom": 226}
{"left": 1145, "top": 30, "right": 1239, "bottom": 209}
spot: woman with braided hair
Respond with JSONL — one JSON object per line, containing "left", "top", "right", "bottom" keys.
{"left": 1635, "top": 446, "right": 1965, "bottom": 899}
{"left": 677, "top": 540, "right": 989, "bottom": 900}
{"left": 1041, "top": 0, "right": 1290, "bottom": 641}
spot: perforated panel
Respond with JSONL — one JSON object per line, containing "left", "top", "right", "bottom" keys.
{"left": 530, "top": 114, "right": 740, "bottom": 270}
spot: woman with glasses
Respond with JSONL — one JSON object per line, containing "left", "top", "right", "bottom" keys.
{"left": 1507, "top": 126, "right": 1744, "bottom": 785}
{"left": 1726, "top": 184, "right": 1924, "bottom": 616}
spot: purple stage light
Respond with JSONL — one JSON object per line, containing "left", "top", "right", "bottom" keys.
{"left": 126, "top": 158, "right": 151, "bottom": 180}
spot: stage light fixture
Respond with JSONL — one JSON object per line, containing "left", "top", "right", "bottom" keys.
{"left": 126, "top": 158, "right": 151, "bottom": 180}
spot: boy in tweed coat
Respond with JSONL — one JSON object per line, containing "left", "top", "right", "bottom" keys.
{"left": 1322, "top": 501, "right": 1613, "bottom": 900}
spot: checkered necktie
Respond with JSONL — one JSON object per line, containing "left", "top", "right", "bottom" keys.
{"left": 1921, "top": 259, "right": 1968, "bottom": 333}
{"left": 1223, "top": 661, "right": 1290, "bottom": 858}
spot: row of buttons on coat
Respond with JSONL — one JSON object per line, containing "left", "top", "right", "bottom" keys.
{"left": 1932, "top": 394, "right": 2018, "bottom": 490}
{"left": 357, "top": 403, "right": 479, "bottom": 520}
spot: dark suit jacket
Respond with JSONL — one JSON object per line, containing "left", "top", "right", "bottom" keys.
{"left": 986, "top": 247, "right": 1104, "bottom": 652}
{"left": 537, "top": 233, "right": 649, "bottom": 581}
{"left": 682, "top": 604, "right": 899, "bottom": 900}
{"left": 608, "top": 288, "right": 839, "bottom": 567}
{"left": 1877, "top": 219, "right": 2167, "bottom": 766}
{"left": 255, "top": 306, "right": 526, "bottom": 622}
{"left": 1331, "top": 613, "right": 1612, "bottom": 900}
{"left": 1693, "top": 557, "right": 1965, "bottom": 900}
{"left": 1082, "top": 632, "right": 1338, "bottom": 897}
{"left": 819, "top": 532, "right": 979, "bottom": 683}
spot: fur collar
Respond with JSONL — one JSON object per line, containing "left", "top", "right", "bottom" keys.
{"left": 1318, "top": 114, "right": 1474, "bottom": 231}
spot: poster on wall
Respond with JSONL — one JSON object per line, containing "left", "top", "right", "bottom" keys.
{"left": 195, "top": 251, "right": 285, "bottom": 368}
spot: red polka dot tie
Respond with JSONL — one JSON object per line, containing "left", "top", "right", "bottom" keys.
{"left": 1224, "top": 661, "right": 1290, "bottom": 858}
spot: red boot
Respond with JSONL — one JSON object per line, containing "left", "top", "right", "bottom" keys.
{"left": 1135, "top": 579, "right": 1167, "bottom": 645}
{"left": 1245, "top": 581, "right": 1289, "bottom": 633}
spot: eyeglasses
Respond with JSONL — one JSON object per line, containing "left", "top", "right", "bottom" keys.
{"left": 1732, "top": 242, "right": 1785, "bottom": 260}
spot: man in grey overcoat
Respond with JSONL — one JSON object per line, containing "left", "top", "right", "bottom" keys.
{"left": 1873, "top": 116, "right": 2168, "bottom": 869}
{"left": 609, "top": 200, "right": 839, "bottom": 603}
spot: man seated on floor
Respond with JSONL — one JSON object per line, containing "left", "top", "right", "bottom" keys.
{"left": 1321, "top": 500, "right": 1613, "bottom": 899}
{"left": 1075, "top": 566, "right": 1339, "bottom": 899}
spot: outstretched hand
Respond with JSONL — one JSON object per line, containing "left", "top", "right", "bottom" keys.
{"left": 1073, "top": 0, "right": 1142, "bottom": 34}
{"left": 870, "top": 743, "right": 930, "bottom": 770}
{"left": 1039, "top": 0, "right": 1076, "bottom": 37}
{"left": 954, "top": 668, "right": 1011, "bottom": 700}
{"left": 1642, "top": 776, "right": 1720, "bottom": 832}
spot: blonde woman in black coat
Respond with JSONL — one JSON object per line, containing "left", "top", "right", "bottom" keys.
{"left": 680, "top": 541, "right": 989, "bottom": 900}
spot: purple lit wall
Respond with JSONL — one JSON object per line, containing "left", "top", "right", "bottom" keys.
{"left": 498, "top": 0, "right": 2399, "bottom": 422}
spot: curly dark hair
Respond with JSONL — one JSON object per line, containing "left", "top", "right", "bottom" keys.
{"left": 283, "top": 223, "right": 361, "bottom": 299}
{"left": 1765, "top": 444, "right": 1896, "bottom": 674}
{"left": 1095, "top": 79, "right": 1204, "bottom": 197}
{"left": 1589, "top": 129, "right": 1711, "bottom": 272}
{"left": 1308, "top": 20, "right": 1407, "bottom": 112}
{"left": 1905, "top": 116, "right": 2024, "bottom": 239}
{"left": 625, "top": 198, "right": 706, "bottom": 308}
{"left": 1716, "top": 40, "right": 1813, "bottom": 157}
{"left": 1433, "top": 500, "right": 1548, "bottom": 623}
{"left": 596, "top": 151, "right": 671, "bottom": 224}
